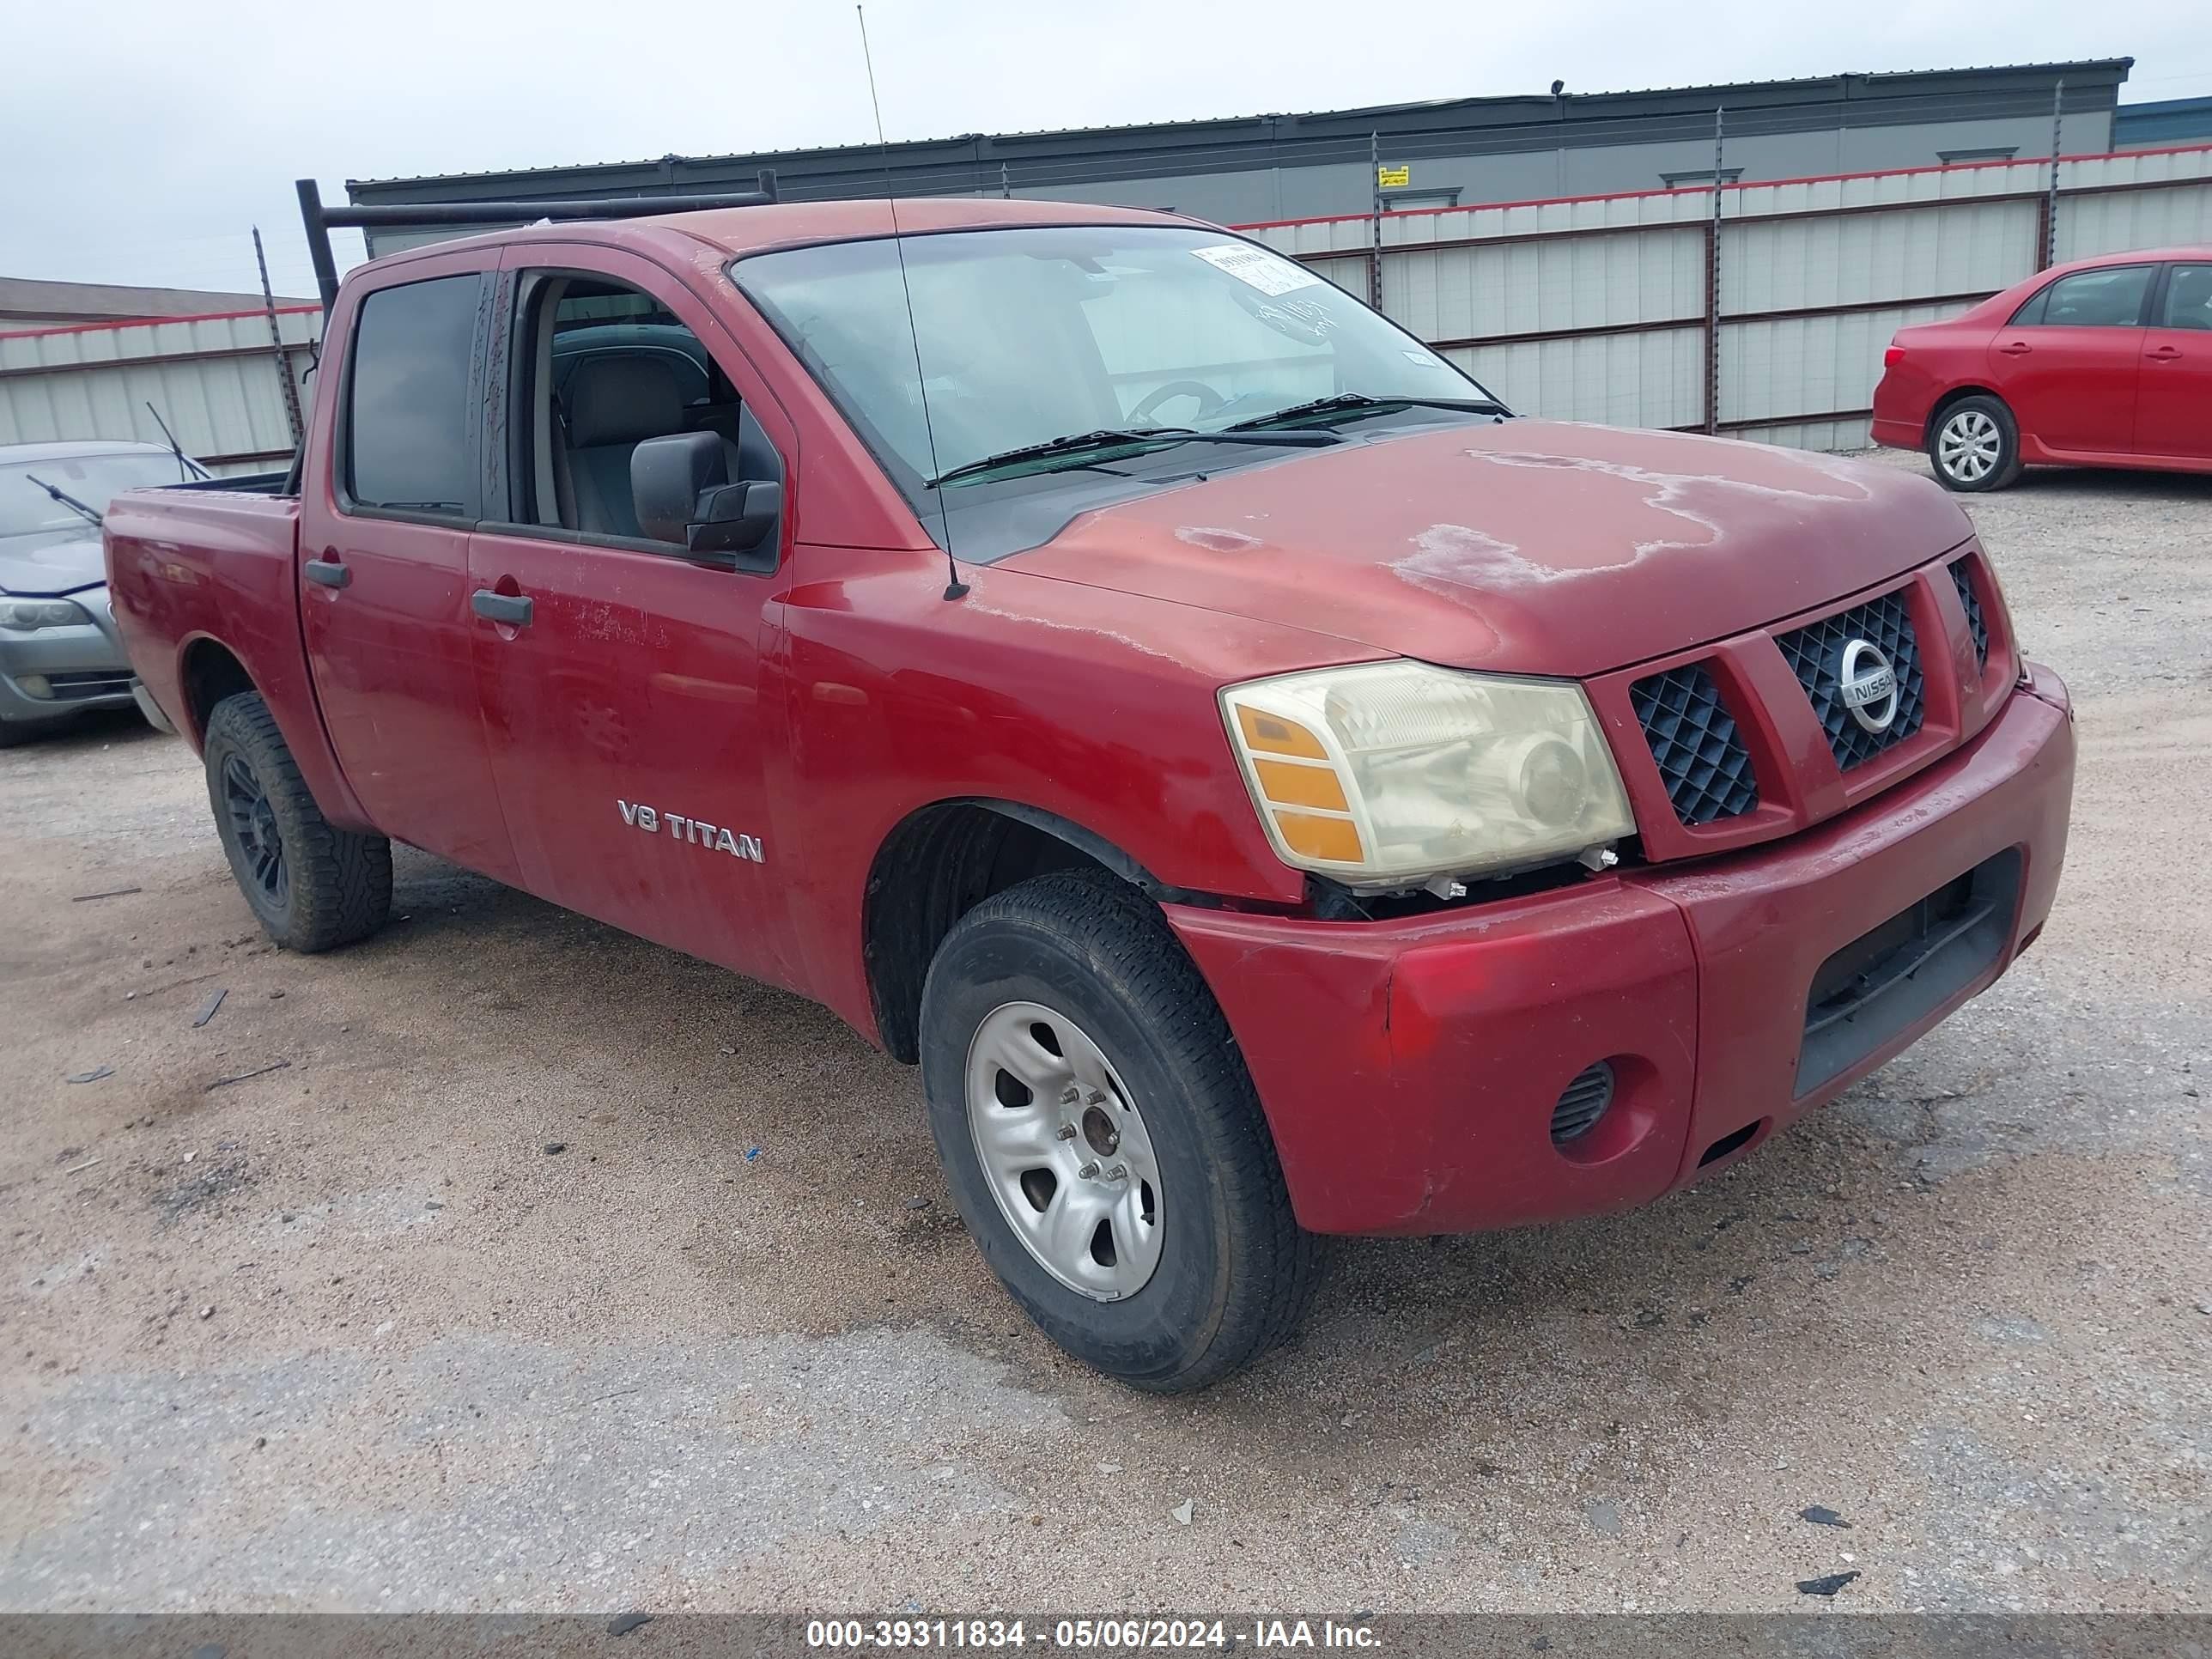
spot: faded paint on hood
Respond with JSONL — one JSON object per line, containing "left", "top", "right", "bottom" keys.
{"left": 1005, "top": 420, "right": 1975, "bottom": 678}
{"left": 0, "top": 527, "right": 106, "bottom": 598}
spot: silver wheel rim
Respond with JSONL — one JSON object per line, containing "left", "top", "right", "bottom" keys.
{"left": 964, "top": 1000, "right": 1164, "bottom": 1301}
{"left": 1938, "top": 410, "right": 2001, "bottom": 482}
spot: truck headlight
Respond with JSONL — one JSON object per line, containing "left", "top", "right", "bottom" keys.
{"left": 1221, "top": 660, "right": 1635, "bottom": 888}
{"left": 0, "top": 598, "right": 92, "bottom": 632}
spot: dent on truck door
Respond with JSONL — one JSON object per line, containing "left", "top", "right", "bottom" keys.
{"left": 298, "top": 266, "right": 521, "bottom": 884}
{"left": 467, "top": 247, "right": 799, "bottom": 990}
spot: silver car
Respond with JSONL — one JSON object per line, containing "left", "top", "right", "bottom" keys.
{"left": 0, "top": 439, "right": 198, "bottom": 745}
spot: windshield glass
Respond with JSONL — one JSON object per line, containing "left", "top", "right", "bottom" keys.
{"left": 733, "top": 226, "right": 1502, "bottom": 495}
{"left": 0, "top": 453, "right": 183, "bottom": 537}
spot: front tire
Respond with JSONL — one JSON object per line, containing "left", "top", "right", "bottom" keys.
{"left": 1929, "top": 394, "right": 2023, "bottom": 492}
{"left": 920, "top": 872, "right": 1317, "bottom": 1392}
{"left": 203, "top": 691, "right": 392, "bottom": 951}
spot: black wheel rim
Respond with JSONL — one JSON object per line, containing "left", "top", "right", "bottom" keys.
{"left": 222, "top": 753, "right": 288, "bottom": 908}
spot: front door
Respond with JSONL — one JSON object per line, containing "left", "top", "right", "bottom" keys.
{"left": 466, "top": 244, "right": 800, "bottom": 989}
{"left": 297, "top": 258, "right": 520, "bottom": 884}
{"left": 1988, "top": 262, "right": 2154, "bottom": 455}
{"left": 2135, "top": 262, "right": 2212, "bottom": 462}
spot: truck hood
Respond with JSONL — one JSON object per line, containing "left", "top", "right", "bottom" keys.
{"left": 0, "top": 526, "right": 106, "bottom": 598}
{"left": 1004, "top": 420, "right": 1973, "bottom": 678}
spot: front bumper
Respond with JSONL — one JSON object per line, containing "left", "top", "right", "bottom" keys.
{"left": 0, "top": 586, "right": 142, "bottom": 729}
{"left": 1168, "top": 668, "right": 2075, "bottom": 1236}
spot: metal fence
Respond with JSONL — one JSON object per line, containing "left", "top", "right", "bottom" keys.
{"left": 3, "top": 142, "right": 2206, "bottom": 473}
{"left": 1238, "top": 142, "right": 2212, "bottom": 451}
{"left": 0, "top": 305, "right": 320, "bottom": 477}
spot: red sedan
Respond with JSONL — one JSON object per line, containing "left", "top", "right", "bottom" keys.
{"left": 1873, "top": 247, "right": 2212, "bottom": 490}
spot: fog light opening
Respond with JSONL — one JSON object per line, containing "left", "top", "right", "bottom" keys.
{"left": 1549, "top": 1061, "right": 1616, "bottom": 1146}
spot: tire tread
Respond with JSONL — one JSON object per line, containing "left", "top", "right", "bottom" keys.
{"left": 204, "top": 691, "right": 392, "bottom": 952}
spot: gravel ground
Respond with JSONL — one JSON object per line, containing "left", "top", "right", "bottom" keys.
{"left": 1, "top": 447, "right": 2206, "bottom": 1615}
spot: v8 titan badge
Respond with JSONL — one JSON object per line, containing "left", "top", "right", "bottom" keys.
{"left": 618, "top": 799, "right": 763, "bottom": 862}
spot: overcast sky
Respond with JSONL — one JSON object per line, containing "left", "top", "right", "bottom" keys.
{"left": 3, "top": 0, "right": 2203, "bottom": 299}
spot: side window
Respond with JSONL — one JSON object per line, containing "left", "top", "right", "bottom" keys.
{"left": 2159, "top": 264, "right": 2212, "bottom": 331}
{"left": 2008, "top": 286, "right": 2049, "bottom": 327}
{"left": 514, "top": 274, "right": 777, "bottom": 551}
{"left": 2031, "top": 265, "right": 2153, "bottom": 329}
{"left": 346, "top": 275, "right": 483, "bottom": 516}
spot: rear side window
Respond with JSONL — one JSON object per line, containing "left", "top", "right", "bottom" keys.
{"left": 346, "top": 275, "right": 484, "bottom": 516}
{"left": 2160, "top": 264, "right": 2212, "bottom": 331}
{"left": 2023, "top": 265, "right": 2153, "bottom": 329}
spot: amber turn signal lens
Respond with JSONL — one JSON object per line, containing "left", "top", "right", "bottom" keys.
{"left": 1236, "top": 704, "right": 1330, "bottom": 759}
{"left": 1252, "top": 758, "right": 1350, "bottom": 811}
{"left": 1273, "top": 810, "right": 1364, "bottom": 862}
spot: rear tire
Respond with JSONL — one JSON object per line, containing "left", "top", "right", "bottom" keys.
{"left": 1929, "top": 394, "right": 2023, "bottom": 492}
{"left": 203, "top": 691, "right": 392, "bottom": 951}
{"left": 920, "top": 872, "right": 1317, "bottom": 1392}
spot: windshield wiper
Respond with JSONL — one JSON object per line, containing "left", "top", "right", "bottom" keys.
{"left": 1225, "top": 392, "right": 1509, "bottom": 432}
{"left": 23, "top": 474, "right": 103, "bottom": 529}
{"left": 929, "top": 425, "right": 1338, "bottom": 489}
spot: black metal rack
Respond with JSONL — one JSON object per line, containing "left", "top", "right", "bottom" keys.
{"left": 294, "top": 173, "right": 780, "bottom": 312}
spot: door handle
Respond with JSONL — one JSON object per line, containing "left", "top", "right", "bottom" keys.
{"left": 2147, "top": 345, "right": 2184, "bottom": 362}
{"left": 471, "top": 589, "right": 534, "bottom": 627}
{"left": 1996, "top": 341, "right": 2033, "bottom": 356}
{"left": 304, "top": 556, "right": 350, "bottom": 588}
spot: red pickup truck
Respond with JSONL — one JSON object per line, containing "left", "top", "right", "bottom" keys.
{"left": 106, "top": 197, "right": 2075, "bottom": 1390}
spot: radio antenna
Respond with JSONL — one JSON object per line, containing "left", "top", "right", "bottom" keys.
{"left": 857, "top": 4, "right": 967, "bottom": 600}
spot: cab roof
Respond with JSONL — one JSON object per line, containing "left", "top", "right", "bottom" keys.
{"left": 652, "top": 196, "right": 1199, "bottom": 258}
{"left": 364, "top": 198, "right": 1206, "bottom": 283}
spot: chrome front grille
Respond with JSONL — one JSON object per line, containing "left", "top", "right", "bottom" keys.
{"left": 1776, "top": 590, "right": 1926, "bottom": 773}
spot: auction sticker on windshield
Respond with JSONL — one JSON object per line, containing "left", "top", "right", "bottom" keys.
{"left": 1189, "top": 244, "right": 1323, "bottom": 296}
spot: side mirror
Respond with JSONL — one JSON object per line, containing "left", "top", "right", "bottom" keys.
{"left": 630, "top": 431, "right": 781, "bottom": 556}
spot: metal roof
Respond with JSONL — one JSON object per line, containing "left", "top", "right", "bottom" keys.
{"left": 2115, "top": 95, "right": 2212, "bottom": 145}
{"left": 0, "top": 438, "right": 175, "bottom": 462}
{"left": 349, "top": 60, "right": 2134, "bottom": 204}
{"left": 0, "top": 277, "right": 316, "bottom": 330}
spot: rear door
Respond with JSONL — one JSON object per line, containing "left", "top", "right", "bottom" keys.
{"left": 466, "top": 242, "right": 800, "bottom": 988}
{"left": 1986, "top": 263, "right": 2154, "bottom": 454}
{"left": 297, "top": 256, "right": 520, "bottom": 883}
{"left": 2134, "top": 261, "right": 2212, "bottom": 461}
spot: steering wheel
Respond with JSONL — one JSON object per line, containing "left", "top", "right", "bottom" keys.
{"left": 1129, "top": 380, "right": 1229, "bottom": 424}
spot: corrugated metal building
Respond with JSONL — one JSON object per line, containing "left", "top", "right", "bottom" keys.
{"left": 0, "top": 307, "right": 320, "bottom": 476}
{"left": 2116, "top": 96, "right": 2212, "bottom": 150}
{"left": 346, "top": 61, "right": 2133, "bottom": 252}
{"left": 1244, "top": 141, "right": 2212, "bottom": 451}
{"left": 0, "top": 277, "right": 317, "bottom": 337}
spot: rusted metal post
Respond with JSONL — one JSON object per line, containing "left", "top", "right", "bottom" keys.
{"left": 1368, "top": 131, "right": 1384, "bottom": 312}
{"left": 1705, "top": 107, "right": 1724, "bottom": 434}
{"left": 252, "top": 227, "right": 306, "bottom": 449}
{"left": 2043, "top": 79, "right": 2064, "bottom": 269}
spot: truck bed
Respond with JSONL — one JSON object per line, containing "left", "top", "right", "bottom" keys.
{"left": 101, "top": 486, "right": 360, "bottom": 823}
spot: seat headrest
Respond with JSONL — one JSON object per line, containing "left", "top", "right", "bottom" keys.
{"left": 563, "top": 354, "right": 684, "bottom": 447}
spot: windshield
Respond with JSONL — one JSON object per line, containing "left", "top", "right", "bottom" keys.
{"left": 0, "top": 453, "right": 183, "bottom": 537}
{"left": 732, "top": 226, "right": 1503, "bottom": 496}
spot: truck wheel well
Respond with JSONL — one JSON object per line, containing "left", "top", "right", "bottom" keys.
{"left": 1926, "top": 385, "right": 2002, "bottom": 445}
{"left": 864, "top": 801, "right": 1155, "bottom": 1064}
{"left": 181, "top": 640, "right": 255, "bottom": 741}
